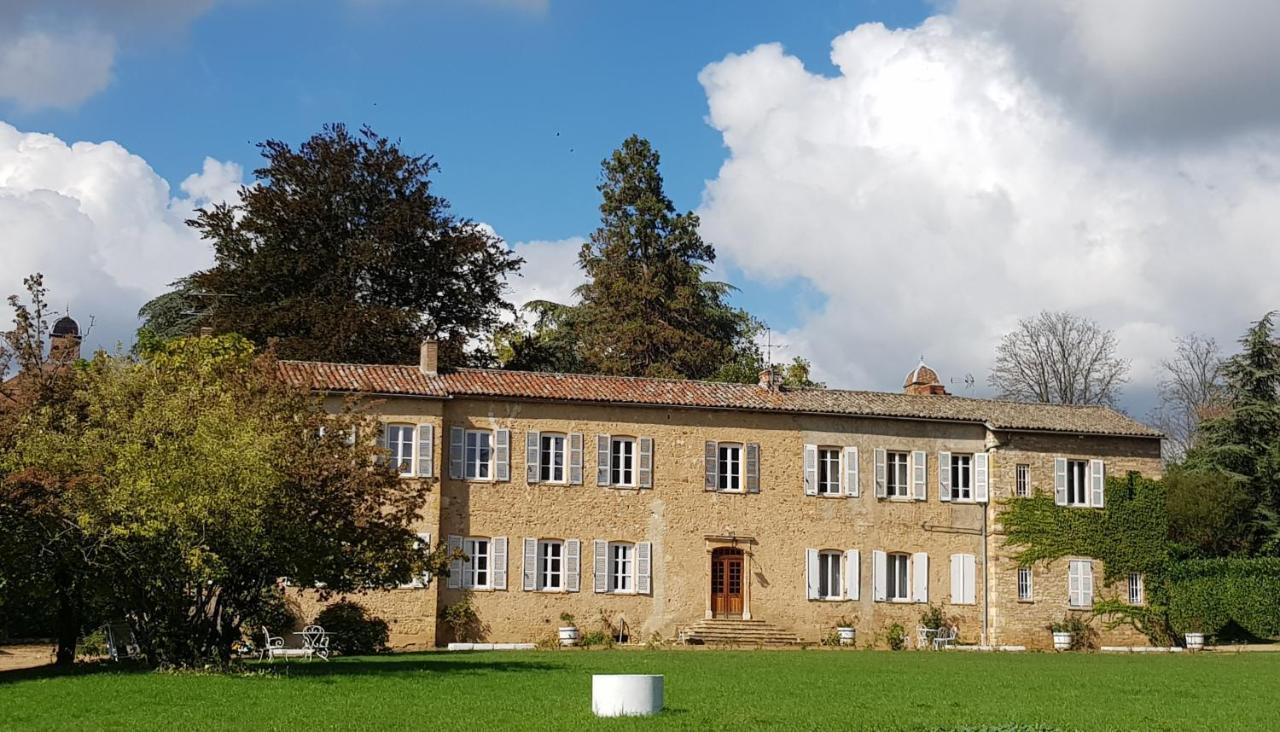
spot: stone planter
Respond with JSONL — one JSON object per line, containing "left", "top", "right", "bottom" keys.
{"left": 558, "top": 627, "right": 579, "bottom": 647}
{"left": 1185, "top": 632, "right": 1205, "bottom": 651}
{"left": 592, "top": 674, "right": 664, "bottom": 717}
{"left": 836, "top": 627, "right": 856, "bottom": 646}
{"left": 1052, "top": 631, "right": 1073, "bottom": 651}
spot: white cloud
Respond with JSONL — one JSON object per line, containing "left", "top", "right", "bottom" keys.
{"left": 0, "top": 123, "right": 241, "bottom": 353}
{"left": 948, "top": 0, "right": 1280, "bottom": 142}
{"left": 0, "top": 1, "right": 218, "bottom": 109}
{"left": 505, "top": 236, "right": 586, "bottom": 312}
{"left": 697, "top": 15, "right": 1280, "bottom": 414}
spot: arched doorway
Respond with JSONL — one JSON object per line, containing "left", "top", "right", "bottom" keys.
{"left": 710, "top": 547, "right": 745, "bottom": 619}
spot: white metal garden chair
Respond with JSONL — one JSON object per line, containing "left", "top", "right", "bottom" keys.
{"left": 261, "top": 626, "right": 313, "bottom": 661}
{"left": 300, "top": 625, "right": 331, "bottom": 661}
{"left": 932, "top": 626, "right": 958, "bottom": 650}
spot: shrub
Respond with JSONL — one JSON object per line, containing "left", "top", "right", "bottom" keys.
{"left": 886, "top": 623, "right": 907, "bottom": 651}
{"left": 440, "top": 593, "right": 488, "bottom": 643}
{"left": 1168, "top": 558, "right": 1280, "bottom": 639}
{"left": 1047, "top": 614, "right": 1096, "bottom": 650}
{"left": 579, "top": 630, "right": 612, "bottom": 648}
{"left": 314, "top": 600, "right": 389, "bottom": 656}
{"left": 919, "top": 604, "right": 948, "bottom": 631}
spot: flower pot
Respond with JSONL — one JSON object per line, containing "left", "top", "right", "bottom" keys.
{"left": 836, "top": 627, "right": 856, "bottom": 646}
{"left": 1185, "top": 632, "right": 1205, "bottom": 651}
{"left": 558, "top": 627, "right": 579, "bottom": 647}
{"left": 1052, "top": 631, "right": 1072, "bottom": 651}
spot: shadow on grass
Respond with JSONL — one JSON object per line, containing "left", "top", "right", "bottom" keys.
{"left": 0, "top": 653, "right": 562, "bottom": 685}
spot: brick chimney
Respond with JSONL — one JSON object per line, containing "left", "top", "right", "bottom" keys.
{"left": 420, "top": 339, "right": 439, "bottom": 376}
{"left": 758, "top": 368, "right": 777, "bottom": 391}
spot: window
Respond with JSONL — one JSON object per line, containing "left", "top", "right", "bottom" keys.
{"left": 887, "top": 552, "right": 910, "bottom": 601}
{"left": 1068, "top": 559, "right": 1093, "bottom": 608}
{"left": 609, "top": 542, "right": 634, "bottom": 593}
{"left": 1128, "top": 572, "right": 1144, "bottom": 606}
{"left": 886, "top": 451, "right": 909, "bottom": 497}
{"left": 386, "top": 424, "right": 415, "bottom": 476}
{"left": 817, "top": 550, "right": 843, "bottom": 599}
{"left": 463, "top": 538, "right": 490, "bottom": 589}
{"left": 950, "top": 453, "right": 973, "bottom": 501}
{"left": 1016, "top": 464, "right": 1030, "bottom": 497}
{"left": 539, "top": 540, "right": 563, "bottom": 591}
{"left": 465, "top": 430, "right": 493, "bottom": 480}
{"left": 611, "top": 438, "right": 635, "bottom": 486}
{"left": 1017, "top": 566, "right": 1033, "bottom": 601}
{"left": 718, "top": 444, "right": 742, "bottom": 491}
{"left": 539, "top": 434, "right": 566, "bottom": 483}
{"left": 1065, "top": 460, "right": 1088, "bottom": 505}
{"left": 817, "top": 448, "right": 841, "bottom": 496}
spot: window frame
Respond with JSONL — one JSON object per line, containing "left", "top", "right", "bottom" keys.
{"left": 950, "top": 453, "right": 973, "bottom": 502}
{"left": 610, "top": 437, "right": 636, "bottom": 487}
{"left": 816, "top": 447, "right": 842, "bottom": 496}
{"left": 1017, "top": 566, "right": 1033, "bottom": 602}
{"left": 464, "top": 429, "right": 494, "bottom": 481}
{"left": 817, "top": 549, "right": 844, "bottom": 600}
{"left": 717, "top": 443, "right": 743, "bottom": 492}
{"left": 1068, "top": 559, "right": 1093, "bottom": 608}
{"left": 607, "top": 541, "right": 635, "bottom": 594}
{"left": 1127, "top": 572, "right": 1144, "bottom": 606}
{"left": 539, "top": 433, "right": 567, "bottom": 484}
{"left": 886, "top": 451, "right": 910, "bottom": 498}
{"left": 1015, "top": 464, "right": 1031, "bottom": 498}
{"left": 886, "top": 552, "right": 911, "bottom": 602}
{"left": 463, "top": 537, "right": 491, "bottom": 590}
{"left": 1065, "top": 459, "right": 1088, "bottom": 506}
{"left": 386, "top": 423, "right": 416, "bottom": 477}
{"left": 538, "top": 539, "right": 564, "bottom": 591}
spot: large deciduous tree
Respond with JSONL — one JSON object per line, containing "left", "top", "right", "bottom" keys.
{"left": 1150, "top": 334, "right": 1226, "bottom": 458}
{"left": 988, "top": 311, "right": 1129, "bottom": 407}
{"left": 144, "top": 124, "right": 522, "bottom": 367}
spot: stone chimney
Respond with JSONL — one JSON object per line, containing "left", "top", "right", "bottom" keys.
{"left": 903, "top": 359, "right": 948, "bottom": 396}
{"left": 758, "top": 368, "right": 777, "bottom": 391}
{"left": 420, "top": 339, "right": 439, "bottom": 376}
{"left": 48, "top": 316, "right": 81, "bottom": 364}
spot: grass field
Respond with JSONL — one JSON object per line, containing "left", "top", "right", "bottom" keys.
{"left": 2, "top": 649, "right": 1278, "bottom": 731}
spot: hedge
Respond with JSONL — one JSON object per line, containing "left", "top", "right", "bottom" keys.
{"left": 1167, "top": 558, "right": 1280, "bottom": 638}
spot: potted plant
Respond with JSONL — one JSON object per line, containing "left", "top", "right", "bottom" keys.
{"left": 558, "top": 612, "right": 579, "bottom": 647}
{"left": 1183, "top": 619, "right": 1206, "bottom": 651}
{"left": 1048, "top": 618, "right": 1073, "bottom": 651}
{"left": 835, "top": 616, "right": 857, "bottom": 646}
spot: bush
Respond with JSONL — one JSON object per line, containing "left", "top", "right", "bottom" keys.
{"left": 919, "top": 604, "right": 948, "bottom": 631}
{"left": 1168, "top": 558, "right": 1280, "bottom": 638}
{"left": 886, "top": 623, "right": 907, "bottom": 651}
{"left": 440, "top": 593, "right": 487, "bottom": 643}
{"left": 1047, "top": 614, "right": 1096, "bottom": 650}
{"left": 314, "top": 600, "right": 389, "bottom": 656}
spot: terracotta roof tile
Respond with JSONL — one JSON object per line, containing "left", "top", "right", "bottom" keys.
{"left": 276, "top": 361, "right": 1161, "bottom": 438}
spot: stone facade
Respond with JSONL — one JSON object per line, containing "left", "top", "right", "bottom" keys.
{"left": 298, "top": 388, "right": 1163, "bottom": 651}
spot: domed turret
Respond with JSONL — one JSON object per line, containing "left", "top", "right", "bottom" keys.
{"left": 51, "top": 316, "right": 79, "bottom": 338}
{"left": 903, "top": 359, "right": 948, "bottom": 396}
{"left": 49, "top": 315, "right": 81, "bottom": 363}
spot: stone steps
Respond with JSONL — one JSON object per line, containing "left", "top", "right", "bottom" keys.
{"left": 680, "top": 619, "right": 802, "bottom": 647}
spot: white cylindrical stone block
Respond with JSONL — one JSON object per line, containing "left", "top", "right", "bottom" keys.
{"left": 592, "top": 674, "right": 664, "bottom": 717}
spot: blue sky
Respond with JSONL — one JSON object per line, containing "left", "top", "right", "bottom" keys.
{"left": 6, "top": 0, "right": 1280, "bottom": 418}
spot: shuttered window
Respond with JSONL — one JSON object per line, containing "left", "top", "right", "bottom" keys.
{"left": 386, "top": 424, "right": 415, "bottom": 476}
{"left": 950, "top": 553, "right": 976, "bottom": 605}
{"left": 817, "top": 550, "right": 843, "bottom": 600}
{"left": 718, "top": 444, "right": 743, "bottom": 491}
{"left": 611, "top": 438, "right": 636, "bottom": 486}
{"left": 1065, "top": 460, "right": 1088, "bottom": 505}
{"left": 464, "top": 430, "right": 493, "bottom": 480}
{"left": 887, "top": 552, "right": 910, "bottom": 601}
{"left": 1068, "top": 559, "right": 1094, "bottom": 608}
{"left": 950, "top": 454, "right": 973, "bottom": 501}
{"left": 817, "top": 448, "right": 841, "bottom": 496}
{"left": 539, "top": 540, "right": 563, "bottom": 590}
{"left": 539, "top": 434, "right": 566, "bottom": 483}
{"left": 886, "top": 451, "right": 909, "bottom": 497}
{"left": 463, "top": 538, "right": 490, "bottom": 589}
{"left": 610, "top": 543, "right": 634, "bottom": 593}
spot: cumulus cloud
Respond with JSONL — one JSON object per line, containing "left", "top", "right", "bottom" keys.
{"left": 948, "top": 0, "right": 1280, "bottom": 143}
{"left": 697, "top": 15, "right": 1280, "bottom": 414}
{"left": 0, "top": 123, "right": 242, "bottom": 353}
{"left": 0, "top": 1, "right": 217, "bottom": 109}
{"left": 505, "top": 236, "right": 586, "bottom": 311}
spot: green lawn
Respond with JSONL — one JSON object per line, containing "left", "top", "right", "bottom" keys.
{"left": 2, "top": 649, "right": 1277, "bottom": 731}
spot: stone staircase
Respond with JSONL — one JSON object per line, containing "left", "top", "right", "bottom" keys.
{"left": 679, "top": 618, "right": 802, "bottom": 647}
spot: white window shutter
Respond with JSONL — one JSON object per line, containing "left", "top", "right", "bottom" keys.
{"left": 912, "top": 451, "right": 927, "bottom": 501}
{"left": 525, "top": 431, "right": 540, "bottom": 484}
{"left": 593, "top": 540, "right": 608, "bottom": 593}
{"left": 911, "top": 552, "right": 929, "bottom": 603}
{"left": 522, "top": 538, "right": 538, "bottom": 591}
{"left": 964, "top": 554, "right": 976, "bottom": 605}
{"left": 705, "top": 441, "right": 718, "bottom": 491}
{"left": 844, "top": 447, "right": 859, "bottom": 497}
{"left": 492, "top": 536, "right": 507, "bottom": 590}
{"left": 449, "top": 426, "right": 465, "bottom": 480}
{"left": 745, "top": 443, "right": 761, "bottom": 493}
{"left": 950, "top": 554, "right": 963, "bottom": 604}
{"left": 874, "top": 448, "right": 887, "bottom": 498}
{"left": 1082, "top": 561, "right": 1094, "bottom": 606}
{"left": 568, "top": 433, "right": 584, "bottom": 485}
{"left": 637, "top": 542, "right": 652, "bottom": 595}
{"left": 1090, "top": 459, "right": 1105, "bottom": 508}
{"left": 597, "top": 434, "right": 612, "bottom": 486}
{"left": 1054, "top": 458, "right": 1067, "bottom": 505}
{"left": 845, "top": 549, "right": 860, "bottom": 600}
{"left": 447, "top": 535, "right": 463, "bottom": 589}
{"left": 974, "top": 452, "right": 989, "bottom": 504}
{"left": 805, "top": 548, "right": 819, "bottom": 600}
{"left": 637, "top": 437, "right": 653, "bottom": 489}
{"left": 494, "top": 429, "right": 510, "bottom": 482}
{"left": 803, "top": 444, "right": 818, "bottom": 496}
{"left": 565, "top": 539, "right": 581, "bottom": 593}
{"left": 872, "top": 550, "right": 887, "bottom": 601}
{"left": 1068, "top": 560, "right": 1082, "bottom": 606}
{"left": 416, "top": 424, "right": 434, "bottom": 478}
{"left": 938, "top": 451, "right": 952, "bottom": 502}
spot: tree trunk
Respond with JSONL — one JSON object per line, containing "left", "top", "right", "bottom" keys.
{"left": 53, "top": 584, "right": 79, "bottom": 667}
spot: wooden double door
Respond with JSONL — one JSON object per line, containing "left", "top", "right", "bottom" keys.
{"left": 710, "top": 547, "right": 745, "bottom": 619}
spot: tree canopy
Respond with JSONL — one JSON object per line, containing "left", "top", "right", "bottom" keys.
{"left": 989, "top": 310, "right": 1129, "bottom": 406}
{"left": 143, "top": 124, "right": 522, "bottom": 367}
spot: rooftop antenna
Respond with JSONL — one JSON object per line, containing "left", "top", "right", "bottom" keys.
{"left": 762, "top": 327, "right": 786, "bottom": 365}
{"left": 950, "top": 373, "right": 976, "bottom": 390}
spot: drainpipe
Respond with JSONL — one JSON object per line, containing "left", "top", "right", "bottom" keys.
{"left": 981, "top": 496, "right": 989, "bottom": 648}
